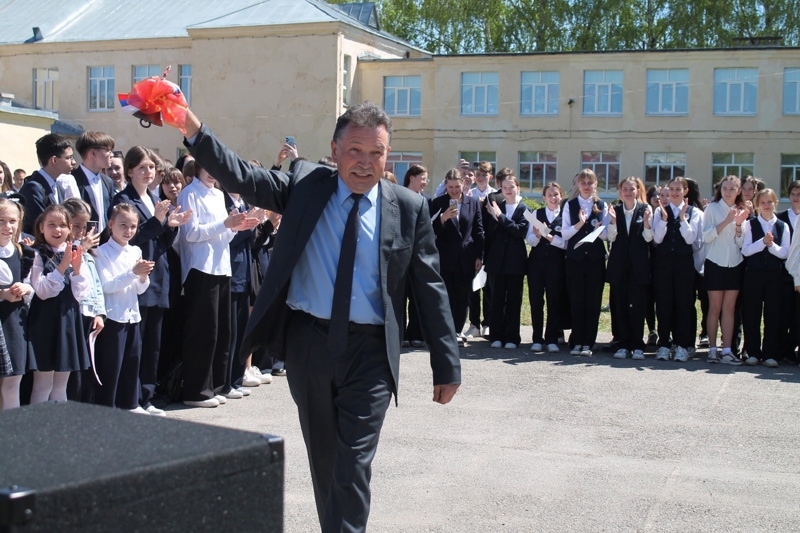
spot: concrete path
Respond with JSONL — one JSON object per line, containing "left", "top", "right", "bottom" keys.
{"left": 166, "top": 330, "right": 800, "bottom": 532}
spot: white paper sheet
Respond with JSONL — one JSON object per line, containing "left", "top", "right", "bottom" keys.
{"left": 89, "top": 327, "right": 102, "bottom": 385}
{"left": 575, "top": 224, "right": 605, "bottom": 248}
{"left": 472, "top": 266, "right": 487, "bottom": 291}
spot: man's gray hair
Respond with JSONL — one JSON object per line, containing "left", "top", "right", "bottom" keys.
{"left": 333, "top": 101, "right": 392, "bottom": 143}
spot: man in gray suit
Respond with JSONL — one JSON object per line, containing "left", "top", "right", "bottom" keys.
{"left": 178, "top": 102, "right": 461, "bottom": 532}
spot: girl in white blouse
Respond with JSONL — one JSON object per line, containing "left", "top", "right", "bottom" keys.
{"left": 702, "top": 175, "right": 749, "bottom": 365}
{"left": 94, "top": 203, "right": 154, "bottom": 412}
{"left": 740, "top": 189, "right": 789, "bottom": 367}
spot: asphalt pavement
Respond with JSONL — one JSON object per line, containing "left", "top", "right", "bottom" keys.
{"left": 165, "top": 329, "right": 800, "bottom": 532}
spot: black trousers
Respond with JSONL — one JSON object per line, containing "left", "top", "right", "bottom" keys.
{"left": 742, "top": 269, "right": 784, "bottom": 361}
{"left": 404, "top": 280, "right": 424, "bottom": 342}
{"left": 654, "top": 254, "right": 695, "bottom": 349}
{"left": 95, "top": 319, "right": 141, "bottom": 410}
{"left": 440, "top": 269, "right": 471, "bottom": 336}
{"left": 528, "top": 259, "right": 565, "bottom": 345}
{"left": 565, "top": 255, "right": 605, "bottom": 348}
{"left": 138, "top": 305, "right": 164, "bottom": 407}
{"left": 781, "top": 281, "right": 799, "bottom": 361}
{"left": 286, "top": 311, "right": 393, "bottom": 533}
{"left": 610, "top": 281, "right": 647, "bottom": 351}
{"left": 468, "top": 284, "right": 491, "bottom": 328}
{"left": 67, "top": 315, "right": 98, "bottom": 403}
{"left": 180, "top": 269, "right": 231, "bottom": 402}
{"left": 228, "top": 290, "right": 250, "bottom": 389}
{"left": 489, "top": 273, "right": 524, "bottom": 345}
{"left": 695, "top": 272, "right": 709, "bottom": 338}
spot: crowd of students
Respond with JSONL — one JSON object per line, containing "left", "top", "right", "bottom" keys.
{"left": 407, "top": 161, "right": 800, "bottom": 368}
{"left": 0, "top": 131, "right": 284, "bottom": 412}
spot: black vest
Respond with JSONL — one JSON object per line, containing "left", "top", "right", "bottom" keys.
{"left": 745, "top": 218, "right": 786, "bottom": 271}
{"left": 528, "top": 207, "right": 564, "bottom": 260}
{"left": 655, "top": 204, "right": 694, "bottom": 257}
{"left": 565, "top": 198, "right": 606, "bottom": 261}
{"left": 606, "top": 202, "right": 651, "bottom": 285}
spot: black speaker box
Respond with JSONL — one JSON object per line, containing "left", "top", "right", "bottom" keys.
{"left": 0, "top": 401, "right": 283, "bottom": 532}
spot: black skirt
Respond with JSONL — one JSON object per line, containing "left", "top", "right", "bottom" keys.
{"left": 704, "top": 259, "right": 744, "bottom": 291}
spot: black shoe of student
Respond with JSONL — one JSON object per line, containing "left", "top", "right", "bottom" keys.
{"left": 646, "top": 332, "right": 658, "bottom": 346}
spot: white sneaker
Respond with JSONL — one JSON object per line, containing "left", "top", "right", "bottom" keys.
{"left": 580, "top": 346, "right": 593, "bottom": 356}
{"left": 481, "top": 326, "right": 490, "bottom": 336}
{"left": 223, "top": 389, "right": 244, "bottom": 399}
{"left": 613, "top": 348, "right": 628, "bottom": 359}
{"left": 763, "top": 358, "right": 779, "bottom": 368}
{"left": 674, "top": 347, "right": 688, "bottom": 362}
{"left": 242, "top": 372, "right": 261, "bottom": 388}
{"left": 569, "top": 346, "right": 582, "bottom": 356}
{"left": 491, "top": 341, "right": 502, "bottom": 348}
{"left": 183, "top": 398, "right": 220, "bottom": 408}
{"left": 547, "top": 343, "right": 559, "bottom": 353}
{"left": 632, "top": 349, "right": 645, "bottom": 360}
{"left": 250, "top": 366, "right": 273, "bottom": 385}
{"left": 745, "top": 356, "right": 760, "bottom": 366}
{"left": 530, "top": 343, "right": 543, "bottom": 352}
{"left": 721, "top": 354, "right": 743, "bottom": 366}
{"left": 655, "top": 347, "right": 671, "bottom": 361}
{"left": 463, "top": 325, "right": 480, "bottom": 338}
{"left": 237, "top": 387, "right": 251, "bottom": 396}
{"left": 129, "top": 405, "right": 148, "bottom": 415}
{"left": 214, "top": 395, "right": 228, "bottom": 405}
{"left": 504, "top": 343, "right": 517, "bottom": 350}
{"left": 145, "top": 405, "right": 166, "bottom": 416}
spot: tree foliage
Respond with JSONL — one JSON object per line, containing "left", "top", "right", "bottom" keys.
{"left": 332, "top": 0, "right": 800, "bottom": 53}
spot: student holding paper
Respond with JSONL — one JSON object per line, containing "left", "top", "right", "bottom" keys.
{"left": 561, "top": 169, "right": 609, "bottom": 356}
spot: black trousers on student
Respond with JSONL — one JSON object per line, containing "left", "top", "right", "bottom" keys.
{"left": 67, "top": 315, "right": 98, "bottom": 403}
{"left": 404, "top": 280, "right": 425, "bottom": 342}
{"left": 654, "top": 254, "right": 695, "bottom": 349}
{"left": 565, "top": 255, "right": 606, "bottom": 349}
{"left": 95, "top": 320, "right": 141, "bottom": 410}
{"left": 781, "top": 280, "right": 800, "bottom": 362}
{"left": 528, "top": 260, "right": 565, "bottom": 345}
{"left": 468, "top": 284, "right": 491, "bottom": 329}
{"left": 227, "top": 290, "right": 250, "bottom": 390}
{"left": 180, "top": 269, "right": 231, "bottom": 402}
{"left": 489, "top": 274, "right": 524, "bottom": 345}
{"left": 742, "top": 270, "right": 784, "bottom": 361}
{"left": 610, "top": 281, "right": 647, "bottom": 351}
{"left": 286, "top": 310, "right": 393, "bottom": 533}
{"left": 138, "top": 305, "right": 164, "bottom": 407}
{"left": 440, "top": 270, "right": 471, "bottom": 336}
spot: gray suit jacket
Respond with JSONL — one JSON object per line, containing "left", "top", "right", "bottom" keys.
{"left": 186, "top": 125, "right": 461, "bottom": 393}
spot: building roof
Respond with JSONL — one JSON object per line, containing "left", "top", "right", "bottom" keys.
{"left": 0, "top": 0, "right": 412, "bottom": 48}
{"left": 331, "top": 2, "right": 379, "bottom": 31}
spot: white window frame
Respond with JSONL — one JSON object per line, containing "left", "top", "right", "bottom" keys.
{"left": 133, "top": 65, "right": 160, "bottom": 84}
{"left": 646, "top": 69, "right": 689, "bottom": 116}
{"left": 644, "top": 152, "right": 686, "bottom": 186}
{"left": 88, "top": 66, "right": 115, "bottom": 112}
{"left": 459, "top": 151, "right": 497, "bottom": 171}
{"left": 583, "top": 70, "right": 623, "bottom": 116}
{"left": 519, "top": 151, "right": 558, "bottom": 195}
{"left": 713, "top": 68, "right": 758, "bottom": 116}
{"left": 383, "top": 76, "right": 421, "bottom": 117}
{"left": 520, "top": 71, "right": 559, "bottom": 116}
{"left": 343, "top": 55, "right": 352, "bottom": 106}
{"left": 712, "top": 153, "right": 755, "bottom": 189}
{"left": 781, "top": 154, "right": 800, "bottom": 198}
{"left": 384, "top": 152, "right": 423, "bottom": 180}
{"left": 33, "top": 68, "right": 58, "bottom": 111}
{"left": 784, "top": 68, "right": 800, "bottom": 115}
{"left": 581, "top": 151, "right": 621, "bottom": 195}
{"left": 179, "top": 64, "right": 192, "bottom": 106}
{"left": 461, "top": 72, "right": 499, "bottom": 116}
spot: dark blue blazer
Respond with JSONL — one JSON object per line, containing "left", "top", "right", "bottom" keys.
{"left": 484, "top": 200, "right": 530, "bottom": 276}
{"left": 19, "top": 171, "right": 58, "bottom": 235}
{"left": 110, "top": 184, "right": 177, "bottom": 308}
{"left": 429, "top": 194, "right": 484, "bottom": 277}
{"left": 224, "top": 194, "right": 255, "bottom": 294}
{"left": 73, "top": 166, "right": 115, "bottom": 227}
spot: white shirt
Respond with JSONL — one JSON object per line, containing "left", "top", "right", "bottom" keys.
{"left": 785, "top": 210, "right": 800, "bottom": 244}
{"left": 94, "top": 238, "right": 149, "bottom": 323}
{"left": 607, "top": 202, "right": 654, "bottom": 243}
{"left": 80, "top": 165, "right": 106, "bottom": 231}
{"left": 561, "top": 196, "right": 609, "bottom": 242}
{"left": 526, "top": 207, "right": 566, "bottom": 249}
{"left": 177, "top": 178, "right": 235, "bottom": 282}
{"left": 30, "top": 244, "right": 92, "bottom": 302}
{"left": 56, "top": 174, "right": 79, "bottom": 202}
{"left": 652, "top": 201, "right": 703, "bottom": 250}
{"left": 471, "top": 185, "right": 496, "bottom": 201}
{"left": 701, "top": 200, "right": 744, "bottom": 267}
{"left": 741, "top": 215, "right": 790, "bottom": 260}
{"left": 504, "top": 201, "right": 519, "bottom": 219}
{"left": 0, "top": 242, "right": 33, "bottom": 304}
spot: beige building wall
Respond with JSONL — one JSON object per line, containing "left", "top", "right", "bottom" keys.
{"left": 0, "top": 108, "right": 57, "bottom": 175}
{"left": 359, "top": 48, "right": 800, "bottom": 200}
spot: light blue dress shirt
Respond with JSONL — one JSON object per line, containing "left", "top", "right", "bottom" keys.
{"left": 287, "top": 177, "right": 383, "bottom": 325}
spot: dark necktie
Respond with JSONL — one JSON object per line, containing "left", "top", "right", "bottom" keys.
{"left": 328, "top": 193, "right": 363, "bottom": 357}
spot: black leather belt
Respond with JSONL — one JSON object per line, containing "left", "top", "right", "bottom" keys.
{"left": 294, "top": 310, "right": 385, "bottom": 336}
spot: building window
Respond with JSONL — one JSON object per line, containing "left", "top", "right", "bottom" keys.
{"left": 33, "top": 68, "right": 58, "bottom": 111}
{"left": 784, "top": 68, "right": 800, "bottom": 115}
{"left": 644, "top": 153, "right": 686, "bottom": 186}
{"left": 459, "top": 151, "right": 497, "bottom": 172}
{"left": 713, "top": 68, "right": 758, "bottom": 115}
{"left": 581, "top": 152, "right": 620, "bottom": 194}
{"left": 179, "top": 65, "right": 192, "bottom": 106}
{"left": 88, "top": 66, "right": 115, "bottom": 111}
{"left": 461, "top": 72, "right": 498, "bottom": 116}
{"left": 646, "top": 69, "right": 688, "bottom": 115}
{"left": 781, "top": 154, "right": 800, "bottom": 197}
{"left": 343, "top": 55, "right": 351, "bottom": 106}
{"left": 133, "top": 65, "right": 160, "bottom": 84}
{"left": 520, "top": 71, "right": 559, "bottom": 116}
{"left": 384, "top": 76, "right": 421, "bottom": 117}
{"left": 583, "top": 70, "right": 622, "bottom": 116}
{"left": 519, "top": 152, "right": 557, "bottom": 194}
{"left": 712, "top": 153, "right": 754, "bottom": 189}
{"left": 384, "top": 152, "right": 423, "bottom": 179}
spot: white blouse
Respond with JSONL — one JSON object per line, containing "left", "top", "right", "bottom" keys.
{"left": 702, "top": 200, "right": 744, "bottom": 267}
{"left": 95, "top": 238, "right": 150, "bottom": 323}
{"left": 741, "top": 215, "right": 790, "bottom": 260}
{"left": 30, "top": 244, "right": 91, "bottom": 303}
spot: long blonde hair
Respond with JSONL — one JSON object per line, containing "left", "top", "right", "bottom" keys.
{"left": 570, "top": 169, "right": 602, "bottom": 213}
